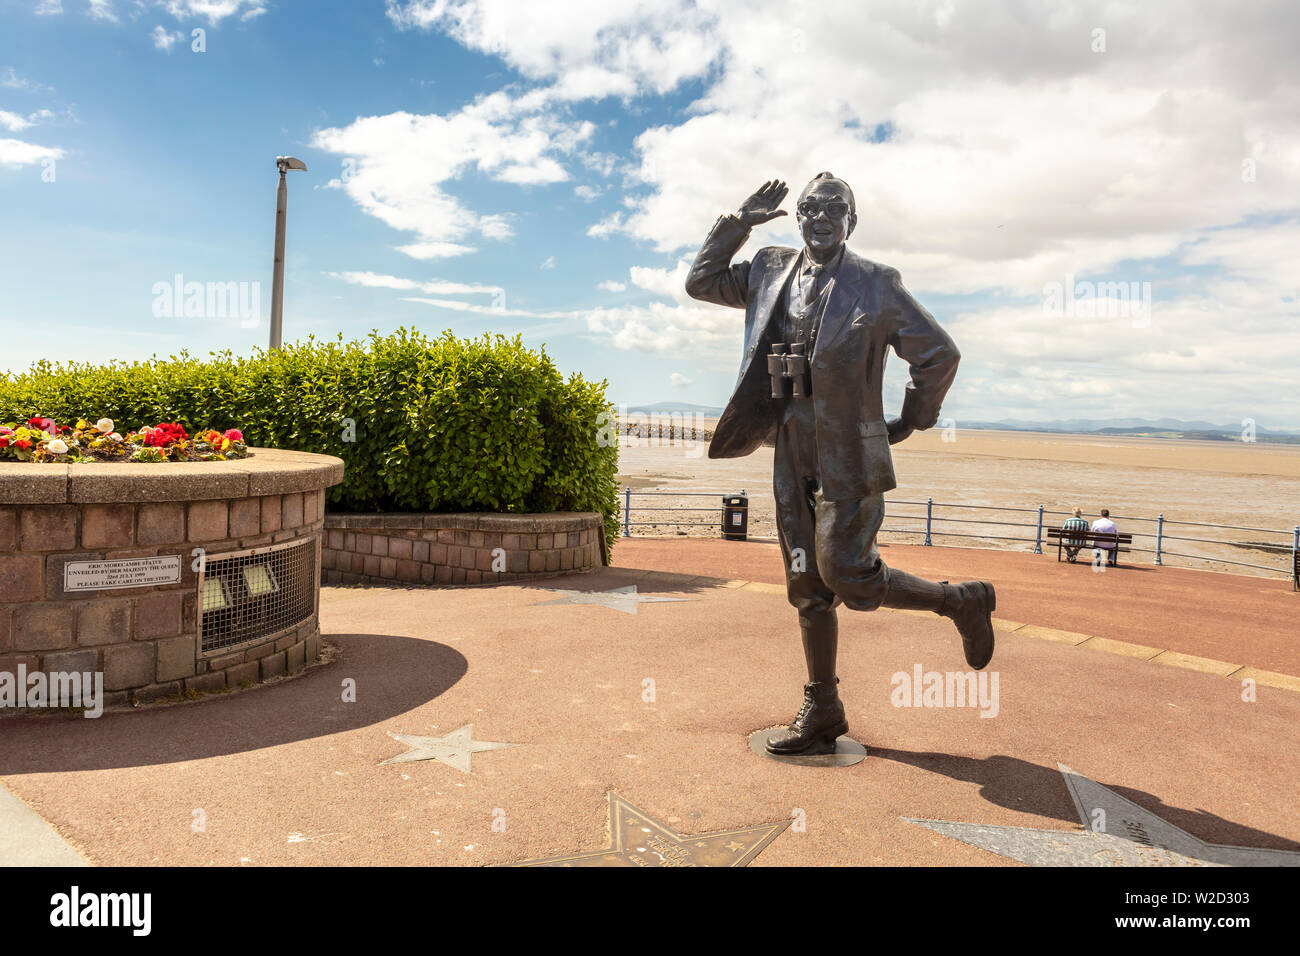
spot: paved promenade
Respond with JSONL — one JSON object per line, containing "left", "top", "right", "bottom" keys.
{"left": 1, "top": 539, "right": 1296, "bottom": 867}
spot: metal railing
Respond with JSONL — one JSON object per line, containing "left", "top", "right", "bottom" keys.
{"left": 621, "top": 487, "right": 1300, "bottom": 583}
{"left": 622, "top": 489, "right": 746, "bottom": 531}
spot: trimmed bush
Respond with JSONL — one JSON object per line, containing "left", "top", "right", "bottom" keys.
{"left": 0, "top": 329, "right": 620, "bottom": 549}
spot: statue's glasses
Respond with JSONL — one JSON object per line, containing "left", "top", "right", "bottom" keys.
{"left": 797, "top": 199, "right": 851, "bottom": 219}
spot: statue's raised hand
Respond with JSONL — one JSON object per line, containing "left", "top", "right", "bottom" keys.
{"left": 736, "top": 180, "right": 789, "bottom": 227}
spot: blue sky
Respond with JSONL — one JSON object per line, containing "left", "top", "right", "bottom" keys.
{"left": 3, "top": 1, "right": 1299, "bottom": 429}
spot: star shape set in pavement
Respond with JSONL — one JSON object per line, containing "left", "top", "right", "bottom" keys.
{"left": 906, "top": 763, "right": 1300, "bottom": 866}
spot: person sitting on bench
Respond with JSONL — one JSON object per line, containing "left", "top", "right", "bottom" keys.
{"left": 1061, "top": 507, "right": 1090, "bottom": 563}
{"left": 1090, "top": 508, "right": 1119, "bottom": 567}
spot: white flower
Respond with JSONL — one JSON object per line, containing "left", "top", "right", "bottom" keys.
{"left": 96, "top": 418, "right": 114, "bottom": 433}
{"left": 47, "top": 438, "right": 69, "bottom": 454}
{"left": 109, "top": 432, "right": 122, "bottom": 441}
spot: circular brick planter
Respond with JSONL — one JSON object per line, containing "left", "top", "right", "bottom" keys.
{"left": 322, "top": 512, "right": 608, "bottom": 587}
{"left": 0, "top": 448, "right": 344, "bottom": 708}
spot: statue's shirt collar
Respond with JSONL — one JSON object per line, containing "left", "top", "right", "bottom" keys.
{"left": 798, "top": 244, "right": 846, "bottom": 279}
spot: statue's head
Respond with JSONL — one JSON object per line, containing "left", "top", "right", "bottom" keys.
{"left": 797, "top": 171, "right": 857, "bottom": 258}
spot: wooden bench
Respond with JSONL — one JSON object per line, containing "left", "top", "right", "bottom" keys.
{"left": 1046, "top": 528, "right": 1134, "bottom": 566}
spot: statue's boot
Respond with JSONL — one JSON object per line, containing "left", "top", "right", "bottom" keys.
{"left": 882, "top": 569, "right": 997, "bottom": 670}
{"left": 766, "top": 679, "right": 847, "bottom": 755}
{"left": 767, "top": 612, "right": 846, "bottom": 755}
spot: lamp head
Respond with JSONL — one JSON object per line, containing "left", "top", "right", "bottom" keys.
{"left": 276, "top": 156, "right": 307, "bottom": 173}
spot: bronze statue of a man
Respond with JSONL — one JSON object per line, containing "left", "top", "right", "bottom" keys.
{"left": 685, "top": 173, "right": 996, "bottom": 756}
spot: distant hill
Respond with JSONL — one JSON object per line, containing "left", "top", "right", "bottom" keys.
{"left": 961, "top": 418, "right": 1300, "bottom": 444}
{"left": 621, "top": 406, "right": 1300, "bottom": 443}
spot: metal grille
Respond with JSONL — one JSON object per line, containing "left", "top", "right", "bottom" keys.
{"left": 199, "top": 538, "right": 316, "bottom": 654}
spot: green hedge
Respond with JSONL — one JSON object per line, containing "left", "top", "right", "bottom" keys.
{"left": 0, "top": 329, "right": 620, "bottom": 550}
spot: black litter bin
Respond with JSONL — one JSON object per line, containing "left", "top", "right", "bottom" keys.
{"left": 722, "top": 494, "right": 748, "bottom": 541}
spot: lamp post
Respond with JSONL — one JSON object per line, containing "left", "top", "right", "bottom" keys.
{"left": 269, "top": 155, "right": 307, "bottom": 350}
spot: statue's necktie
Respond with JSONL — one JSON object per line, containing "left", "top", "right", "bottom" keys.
{"left": 796, "top": 264, "right": 822, "bottom": 344}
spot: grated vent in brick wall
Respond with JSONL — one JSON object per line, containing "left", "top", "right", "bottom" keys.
{"left": 199, "top": 538, "right": 316, "bottom": 653}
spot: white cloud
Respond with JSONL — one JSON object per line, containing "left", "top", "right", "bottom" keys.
{"left": 478, "top": 214, "right": 512, "bottom": 239}
{"left": 579, "top": 151, "right": 618, "bottom": 177}
{"left": 327, "top": 270, "right": 502, "bottom": 296}
{"left": 573, "top": 184, "right": 603, "bottom": 201}
{"left": 0, "top": 109, "right": 53, "bottom": 132}
{"left": 670, "top": 372, "right": 693, "bottom": 388}
{"left": 396, "top": 241, "right": 476, "bottom": 260}
{"left": 0, "top": 68, "right": 51, "bottom": 92}
{"left": 572, "top": 259, "right": 745, "bottom": 359}
{"left": 495, "top": 0, "right": 1298, "bottom": 286}
{"left": 936, "top": 218, "right": 1300, "bottom": 424}
{"left": 151, "top": 25, "right": 183, "bottom": 51}
{"left": 34, "top": 0, "right": 63, "bottom": 15}
{"left": 402, "top": 297, "right": 569, "bottom": 320}
{"left": 597, "top": 280, "right": 626, "bottom": 292}
{"left": 87, "top": 0, "right": 117, "bottom": 21}
{"left": 373, "top": 0, "right": 1300, "bottom": 422}
{"left": 590, "top": 1, "right": 1299, "bottom": 281}
{"left": 392, "top": 258, "right": 737, "bottom": 360}
{"left": 162, "top": 1, "right": 267, "bottom": 25}
{"left": 312, "top": 97, "right": 593, "bottom": 260}
{"left": 0, "top": 138, "right": 63, "bottom": 168}
{"left": 75, "top": 1, "right": 268, "bottom": 26}
{"left": 581, "top": 298, "right": 738, "bottom": 357}
{"left": 385, "top": 0, "right": 722, "bottom": 97}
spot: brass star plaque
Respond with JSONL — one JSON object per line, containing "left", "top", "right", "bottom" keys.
{"left": 507, "top": 792, "right": 791, "bottom": 867}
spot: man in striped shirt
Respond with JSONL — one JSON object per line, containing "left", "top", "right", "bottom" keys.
{"left": 1061, "top": 507, "right": 1090, "bottom": 563}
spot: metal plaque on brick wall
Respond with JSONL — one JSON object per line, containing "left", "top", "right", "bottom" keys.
{"left": 63, "top": 555, "right": 183, "bottom": 592}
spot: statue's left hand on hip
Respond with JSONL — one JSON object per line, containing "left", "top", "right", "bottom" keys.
{"left": 886, "top": 417, "right": 914, "bottom": 445}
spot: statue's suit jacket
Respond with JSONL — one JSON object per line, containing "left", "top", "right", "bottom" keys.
{"left": 685, "top": 213, "right": 960, "bottom": 501}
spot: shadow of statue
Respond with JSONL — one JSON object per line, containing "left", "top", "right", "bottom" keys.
{"left": 870, "top": 747, "right": 1300, "bottom": 852}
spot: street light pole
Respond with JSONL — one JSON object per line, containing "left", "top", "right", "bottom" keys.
{"left": 269, "top": 155, "right": 307, "bottom": 350}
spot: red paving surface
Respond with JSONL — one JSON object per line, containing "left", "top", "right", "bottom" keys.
{"left": 617, "top": 538, "right": 1300, "bottom": 675}
{"left": 1, "top": 544, "right": 1297, "bottom": 867}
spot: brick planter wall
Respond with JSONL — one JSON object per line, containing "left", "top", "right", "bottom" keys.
{"left": 322, "top": 512, "right": 608, "bottom": 587}
{"left": 0, "top": 449, "right": 343, "bottom": 708}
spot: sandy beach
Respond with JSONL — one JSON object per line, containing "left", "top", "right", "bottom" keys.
{"left": 615, "top": 427, "right": 1300, "bottom": 580}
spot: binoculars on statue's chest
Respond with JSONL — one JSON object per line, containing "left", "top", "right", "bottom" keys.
{"left": 768, "top": 341, "right": 814, "bottom": 399}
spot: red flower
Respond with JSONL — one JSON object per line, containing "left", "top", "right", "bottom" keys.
{"left": 224, "top": 429, "right": 243, "bottom": 442}
{"left": 28, "top": 417, "right": 54, "bottom": 432}
{"left": 0, "top": 437, "right": 8, "bottom": 448}
{"left": 15, "top": 438, "right": 32, "bottom": 450}
{"left": 143, "top": 422, "right": 189, "bottom": 448}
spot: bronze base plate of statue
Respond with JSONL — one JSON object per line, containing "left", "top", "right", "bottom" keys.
{"left": 686, "top": 174, "right": 998, "bottom": 757}
{"left": 747, "top": 728, "right": 868, "bottom": 767}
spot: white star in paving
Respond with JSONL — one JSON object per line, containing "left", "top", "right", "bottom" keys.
{"left": 530, "top": 584, "right": 691, "bottom": 616}
{"left": 380, "top": 723, "right": 517, "bottom": 774}
{"left": 905, "top": 763, "right": 1300, "bottom": 866}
